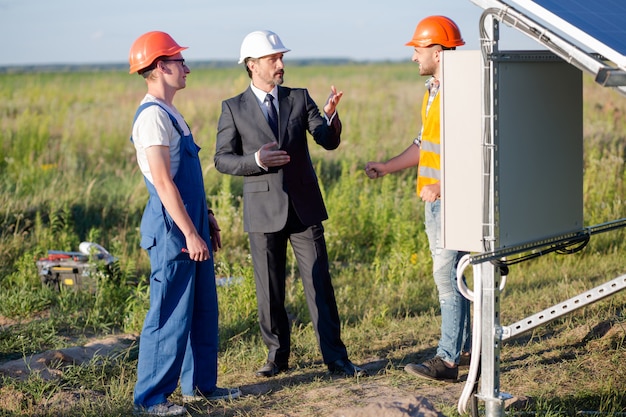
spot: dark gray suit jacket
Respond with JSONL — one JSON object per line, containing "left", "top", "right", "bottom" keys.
{"left": 214, "top": 85, "right": 341, "bottom": 233}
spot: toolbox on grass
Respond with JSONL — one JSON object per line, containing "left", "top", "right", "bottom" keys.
{"left": 37, "top": 243, "right": 116, "bottom": 292}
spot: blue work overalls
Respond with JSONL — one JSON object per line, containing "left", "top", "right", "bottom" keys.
{"left": 131, "top": 102, "right": 218, "bottom": 408}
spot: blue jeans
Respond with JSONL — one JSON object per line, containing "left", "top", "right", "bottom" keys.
{"left": 424, "top": 199, "right": 471, "bottom": 364}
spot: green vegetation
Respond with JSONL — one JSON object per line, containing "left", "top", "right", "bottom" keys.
{"left": 0, "top": 63, "right": 625, "bottom": 416}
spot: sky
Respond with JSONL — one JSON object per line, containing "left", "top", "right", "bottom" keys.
{"left": 0, "top": 0, "right": 540, "bottom": 67}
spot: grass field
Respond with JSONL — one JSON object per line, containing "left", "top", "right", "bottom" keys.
{"left": 0, "top": 62, "right": 625, "bottom": 416}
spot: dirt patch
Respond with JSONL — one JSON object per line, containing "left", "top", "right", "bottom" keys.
{"left": 0, "top": 336, "right": 531, "bottom": 416}
{"left": 0, "top": 336, "right": 464, "bottom": 416}
{"left": 0, "top": 334, "right": 137, "bottom": 381}
{"left": 331, "top": 394, "right": 444, "bottom": 417}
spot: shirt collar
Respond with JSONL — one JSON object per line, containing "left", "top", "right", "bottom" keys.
{"left": 250, "top": 82, "right": 278, "bottom": 104}
{"left": 425, "top": 76, "right": 440, "bottom": 91}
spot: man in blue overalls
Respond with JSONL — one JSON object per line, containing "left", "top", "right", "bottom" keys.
{"left": 128, "top": 31, "right": 239, "bottom": 416}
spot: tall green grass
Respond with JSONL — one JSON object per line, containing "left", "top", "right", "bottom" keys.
{"left": 0, "top": 63, "right": 624, "bottom": 416}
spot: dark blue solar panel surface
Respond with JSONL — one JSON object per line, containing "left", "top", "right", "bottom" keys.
{"left": 525, "top": 0, "right": 626, "bottom": 56}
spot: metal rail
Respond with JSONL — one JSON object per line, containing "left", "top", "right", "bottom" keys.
{"left": 502, "top": 274, "right": 626, "bottom": 341}
{"left": 470, "top": 218, "right": 626, "bottom": 266}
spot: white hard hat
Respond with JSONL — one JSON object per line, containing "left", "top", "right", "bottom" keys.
{"left": 238, "top": 30, "right": 290, "bottom": 64}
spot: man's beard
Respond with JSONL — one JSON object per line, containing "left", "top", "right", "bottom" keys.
{"left": 272, "top": 73, "right": 284, "bottom": 86}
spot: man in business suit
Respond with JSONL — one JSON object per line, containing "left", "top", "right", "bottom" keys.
{"left": 214, "top": 30, "right": 366, "bottom": 378}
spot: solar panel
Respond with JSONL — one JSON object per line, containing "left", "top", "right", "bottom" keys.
{"left": 508, "top": 0, "right": 626, "bottom": 69}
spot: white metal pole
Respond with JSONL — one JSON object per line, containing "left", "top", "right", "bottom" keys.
{"left": 478, "top": 13, "right": 505, "bottom": 417}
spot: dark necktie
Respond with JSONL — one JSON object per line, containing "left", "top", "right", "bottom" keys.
{"left": 265, "top": 94, "right": 279, "bottom": 138}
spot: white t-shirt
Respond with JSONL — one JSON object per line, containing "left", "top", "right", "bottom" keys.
{"left": 131, "top": 94, "right": 190, "bottom": 184}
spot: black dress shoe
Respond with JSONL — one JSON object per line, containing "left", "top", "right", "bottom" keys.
{"left": 327, "top": 358, "right": 368, "bottom": 377}
{"left": 255, "top": 361, "right": 288, "bottom": 378}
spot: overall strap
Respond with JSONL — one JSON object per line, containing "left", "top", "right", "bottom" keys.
{"left": 130, "top": 102, "right": 185, "bottom": 142}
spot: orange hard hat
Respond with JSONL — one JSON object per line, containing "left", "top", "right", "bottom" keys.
{"left": 128, "top": 31, "right": 188, "bottom": 74}
{"left": 405, "top": 16, "right": 465, "bottom": 48}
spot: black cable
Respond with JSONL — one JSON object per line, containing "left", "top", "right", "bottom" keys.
{"left": 491, "top": 233, "right": 590, "bottom": 268}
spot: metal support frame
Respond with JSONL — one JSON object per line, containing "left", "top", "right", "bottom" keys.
{"left": 475, "top": 13, "right": 507, "bottom": 417}
{"left": 475, "top": 263, "right": 506, "bottom": 415}
{"left": 459, "top": 1, "right": 626, "bottom": 416}
{"left": 470, "top": 0, "right": 626, "bottom": 96}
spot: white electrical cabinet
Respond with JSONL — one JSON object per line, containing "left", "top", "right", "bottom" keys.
{"left": 441, "top": 50, "right": 583, "bottom": 252}
{"left": 440, "top": 51, "right": 484, "bottom": 252}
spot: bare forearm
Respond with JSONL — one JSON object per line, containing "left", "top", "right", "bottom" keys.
{"left": 145, "top": 145, "right": 206, "bottom": 258}
{"left": 365, "top": 143, "right": 420, "bottom": 178}
{"left": 385, "top": 144, "right": 420, "bottom": 172}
